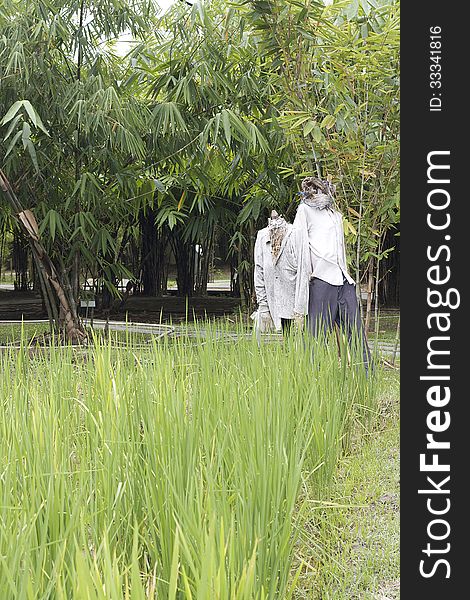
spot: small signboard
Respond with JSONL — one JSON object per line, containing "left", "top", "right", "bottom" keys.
{"left": 80, "top": 299, "right": 96, "bottom": 308}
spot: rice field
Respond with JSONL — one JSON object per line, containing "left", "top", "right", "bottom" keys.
{"left": 0, "top": 323, "right": 379, "bottom": 598}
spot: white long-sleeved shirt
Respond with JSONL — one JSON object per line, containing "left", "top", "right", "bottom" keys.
{"left": 253, "top": 223, "right": 310, "bottom": 330}
{"left": 293, "top": 202, "right": 354, "bottom": 286}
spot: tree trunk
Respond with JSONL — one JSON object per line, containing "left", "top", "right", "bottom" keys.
{"left": 139, "top": 209, "right": 168, "bottom": 296}
{"left": 170, "top": 229, "right": 195, "bottom": 297}
{"left": 237, "top": 222, "right": 256, "bottom": 313}
{"left": 374, "top": 237, "right": 382, "bottom": 338}
{"left": 237, "top": 239, "right": 246, "bottom": 310}
{"left": 364, "top": 259, "right": 374, "bottom": 337}
{"left": 194, "top": 227, "right": 214, "bottom": 296}
{"left": 12, "top": 232, "right": 29, "bottom": 291}
{"left": 378, "top": 226, "right": 400, "bottom": 307}
{"left": 230, "top": 262, "right": 240, "bottom": 298}
{"left": 36, "top": 258, "right": 56, "bottom": 332}
{"left": 0, "top": 170, "right": 85, "bottom": 342}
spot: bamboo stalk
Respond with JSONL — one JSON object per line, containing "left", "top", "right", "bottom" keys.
{"left": 355, "top": 85, "right": 370, "bottom": 318}
{"left": 0, "top": 169, "right": 85, "bottom": 342}
{"left": 374, "top": 239, "right": 382, "bottom": 339}
{"left": 364, "top": 259, "right": 374, "bottom": 336}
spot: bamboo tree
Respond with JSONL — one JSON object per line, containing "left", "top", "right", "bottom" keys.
{"left": 0, "top": 0, "right": 157, "bottom": 337}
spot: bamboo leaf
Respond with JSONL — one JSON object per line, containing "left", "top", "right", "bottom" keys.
{"left": 222, "top": 110, "right": 231, "bottom": 145}
{"left": 303, "top": 120, "right": 316, "bottom": 137}
{"left": 213, "top": 112, "right": 221, "bottom": 143}
{"left": 3, "top": 114, "right": 23, "bottom": 140}
{"left": 312, "top": 126, "right": 322, "bottom": 143}
{"left": 177, "top": 190, "right": 186, "bottom": 211}
{"left": 347, "top": 206, "right": 361, "bottom": 218}
{"left": 343, "top": 217, "right": 357, "bottom": 235}
{"left": 49, "top": 210, "right": 56, "bottom": 241}
{"left": 21, "top": 121, "right": 31, "bottom": 149}
{"left": 320, "top": 115, "right": 336, "bottom": 130}
{"left": 4, "top": 130, "right": 22, "bottom": 158}
{"left": 22, "top": 100, "right": 37, "bottom": 127}
{"left": 0, "top": 100, "right": 23, "bottom": 126}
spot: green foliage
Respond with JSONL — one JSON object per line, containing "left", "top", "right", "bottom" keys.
{"left": 0, "top": 0, "right": 157, "bottom": 298}
{"left": 234, "top": 0, "right": 400, "bottom": 276}
{"left": 294, "top": 371, "right": 400, "bottom": 598}
{"left": 0, "top": 0, "right": 399, "bottom": 303}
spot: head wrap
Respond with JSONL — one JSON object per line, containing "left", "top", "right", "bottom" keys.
{"left": 299, "top": 177, "right": 336, "bottom": 210}
{"left": 267, "top": 213, "right": 289, "bottom": 259}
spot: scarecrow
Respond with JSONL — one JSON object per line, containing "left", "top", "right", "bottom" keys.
{"left": 293, "top": 177, "right": 371, "bottom": 369}
{"left": 252, "top": 210, "right": 309, "bottom": 336}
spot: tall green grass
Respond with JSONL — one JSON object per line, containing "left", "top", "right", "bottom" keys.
{"left": 0, "top": 321, "right": 379, "bottom": 598}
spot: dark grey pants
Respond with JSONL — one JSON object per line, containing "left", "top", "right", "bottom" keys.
{"left": 307, "top": 277, "right": 371, "bottom": 369}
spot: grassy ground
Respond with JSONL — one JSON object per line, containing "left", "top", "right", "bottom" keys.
{"left": 0, "top": 322, "right": 165, "bottom": 346}
{"left": 294, "top": 371, "right": 400, "bottom": 599}
{"left": 367, "top": 314, "right": 400, "bottom": 344}
{"left": 0, "top": 321, "right": 49, "bottom": 344}
{"left": 0, "top": 309, "right": 400, "bottom": 341}
{"left": 0, "top": 270, "right": 15, "bottom": 284}
{"left": 0, "top": 326, "right": 383, "bottom": 598}
{"left": 0, "top": 318, "right": 399, "bottom": 597}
